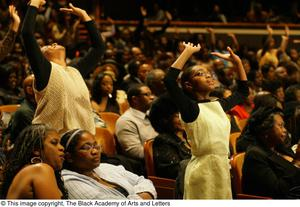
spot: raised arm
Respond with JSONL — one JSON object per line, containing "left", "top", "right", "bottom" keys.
{"left": 164, "top": 42, "right": 201, "bottom": 123}
{"left": 61, "top": 3, "right": 105, "bottom": 77}
{"left": 206, "top": 27, "right": 216, "bottom": 50}
{"left": 171, "top": 42, "right": 201, "bottom": 70}
{"left": 21, "top": 0, "right": 51, "bottom": 91}
{"left": 228, "top": 32, "right": 240, "bottom": 52}
{"left": 212, "top": 46, "right": 247, "bottom": 81}
{"left": 279, "top": 25, "right": 289, "bottom": 53}
{"left": 211, "top": 47, "right": 249, "bottom": 111}
{"left": 0, "top": 5, "right": 20, "bottom": 61}
{"left": 100, "top": 17, "right": 116, "bottom": 41}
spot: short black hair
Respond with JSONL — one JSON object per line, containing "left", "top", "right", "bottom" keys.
{"left": 149, "top": 93, "right": 179, "bottom": 133}
{"left": 261, "top": 63, "right": 274, "bottom": 77}
{"left": 127, "top": 84, "right": 146, "bottom": 105}
{"left": 248, "top": 106, "right": 283, "bottom": 135}
{"left": 285, "top": 84, "right": 300, "bottom": 103}
{"left": 262, "top": 80, "right": 283, "bottom": 94}
{"left": 127, "top": 59, "right": 143, "bottom": 77}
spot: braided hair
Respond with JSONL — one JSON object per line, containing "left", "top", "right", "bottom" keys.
{"left": 1, "top": 124, "right": 68, "bottom": 198}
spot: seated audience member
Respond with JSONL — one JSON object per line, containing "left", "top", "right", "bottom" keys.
{"left": 61, "top": 129, "right": 156, "bottom": 199}
{"left": 256, "top": 25, "right": 289, "bottom": 68}
{"left": 0, "top": 5, "right": 20, "bottom": 62}
{"left": 121, "top": 59, "right": 152, "bottom": 92}
{"left": 242, "top": 107, "right": 300, "bottom": 199}
{"left": 1, "top": 124, "right": 67, "bottom": 199}
{"left": 115, "top": 84, "right": 158, "bottom": 160}
{"left": 284, "top": 84, "right": 300, "bottom": 145}
{"left": 262, "top": 79, "right": 285, "bottom": 103}
{"left": 6, "top": 75, "right": 36, "bottom": 144}
{"left": 145, "top": 69, "right": 166, "bottom": 98}
{"left": 91, "top": 72, "right": 121, "bottom": 114}
{"left": 236, "top": 93, "right": 282, "bottom": 152}
{"left": 149, "top": 94, "right": 191, "bottom": 179}
{"left": 0, "top": 63, "right": 22, "bottom": 105}
{"left": 261, "top": 63, "right": 276, "bottom": 82}
{"left": 228, "top": 86, "right": 255, "bottom": 120}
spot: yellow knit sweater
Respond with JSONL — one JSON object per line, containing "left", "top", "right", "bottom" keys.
{"left": 32, "top": 62, "right": 95, "bottom": 135}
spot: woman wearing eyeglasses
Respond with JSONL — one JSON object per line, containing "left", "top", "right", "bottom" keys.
{"left": 60, "top": 129, "right": 156, "bottom": 199}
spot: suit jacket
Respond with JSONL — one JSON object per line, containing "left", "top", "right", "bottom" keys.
{"left": 242, "top": 143, "right": 300, "bottom": 199}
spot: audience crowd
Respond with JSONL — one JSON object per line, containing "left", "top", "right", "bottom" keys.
{"left": 0, "top": 0, "right": 299, "bottom": 200}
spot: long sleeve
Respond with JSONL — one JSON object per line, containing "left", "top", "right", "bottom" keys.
{"left": 153, "top": 135, "right": 187, "bottom": 179}
{"left": 218, "top": 80, "right": 249, "bottom": 112}
{"left": 71, "top": 20, "right": 105, "bottom": 78}
{"left": 243, "top": 147, "right": 300, "bottom": 198}
{"left": 164, "top": 67, "right": 199, "bottom": 123}
{"left": 117, "top": 165, "right": 157, "bottom": 199}
{"left": 0, "top": 29, "right": 17, "bottom": 61}
{"left": 21, "top": 6, "right": 51, "bottom": 91}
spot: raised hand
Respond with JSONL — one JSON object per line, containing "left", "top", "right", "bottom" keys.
{"left": 165, "top": 11, "right": 172, "bottom": 21}
{"left": 284, "top": 24, "right": 290, "bottom": 37}
{"left": 171, "top": 42, "right": 201, "bottom": 70}
{"left": 60, "top": 3, "right": 91, "bottom": 22}
{"left": 211, "top": 46, "right": 241, "bottom": 65}
{"left": 266, "top": 24, "right": 273, "bottom": 35}
{"left": 29, "top": 0, "right": 46, "bottom": 9}
{"left": 183, "top": 42, "right": 201, "bottom": 54}
{"left": 9, "top": 5, "right": 20, "bottom": 32}
{"left": 140, "top": 6, "right": 147, "bottom": 17}
{"left": 211, "top": 47, "right": 247, "bottom": 80}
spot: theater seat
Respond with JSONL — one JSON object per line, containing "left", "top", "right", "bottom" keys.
{"left": 99, "top": 112, "right": 120, "bottom": 136}
{"left": 0, "top": 104, "right": 20, "bottom": 113}
{"left": 229, "top": 132, "right": 241, "bottom": 155}
{"left": 95, "top": 127, "right": 116, "bottom": 156}
{"left": 144, "top": 139, "right": 155, "bottom": 176}
{"left": 230, "top": 152, "right": 271, "bottom": 199}
{"left": 148, "top": 176, "right": 176, "bottom": 199}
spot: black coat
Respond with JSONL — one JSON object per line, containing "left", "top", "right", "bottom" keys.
{"left": 153, "top": 133, "right": 191, "bottom": 179}
{"left": 242, "top": 143, "right": 300, "bottom": 199}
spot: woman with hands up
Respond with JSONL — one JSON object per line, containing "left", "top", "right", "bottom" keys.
{"left": 164, "top": 42, "right": 249, "bottom": 199}
{"left": 21, "top": 1, "right": 105, "bottom": 135}
{"left": 0, "top": 5, "right": 20, "bottom": 61}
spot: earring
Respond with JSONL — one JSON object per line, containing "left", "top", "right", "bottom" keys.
{"left": 30, "top": 156, "right": 42, "bottom": 164}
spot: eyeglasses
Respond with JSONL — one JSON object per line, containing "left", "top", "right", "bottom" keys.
{"left": 79, "top": 143, "right": 102, "bottom": 151}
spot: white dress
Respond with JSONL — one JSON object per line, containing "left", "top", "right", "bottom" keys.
{"left": 182, "top": 101, "right": 232, "bottom": 199}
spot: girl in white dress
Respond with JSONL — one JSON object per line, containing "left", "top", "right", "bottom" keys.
{"left": 164, "top": 42, "right": 248, "bottom": 199}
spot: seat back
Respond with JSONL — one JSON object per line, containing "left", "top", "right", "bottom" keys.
{"left": 144, "top": 139, "right": 155, "bottom": 176}
{"left": 229, "top": 132, "right": 241, "bottom": 155}
{"left": 0, "top": 104, "right": 20, "bottom": 127}
{"left": 231, "top": 152, "right": 272, "bottom": 199}
{"left": 236, "top": 193, "right": 272, "bottom": 199}
{"left": 0, "top": 104, "right": 20, "bottom": 113}
{"left": 99, "top": 112, "right": 120, "bottom": 136}
{"left": 95, "top": 127, "right": 116, "bottom": 156}
{"left": 148, "top": 176, "right": 176, "bottom": 199}
{"left": 230, "top": 152, "right": 245, "bottom": 195}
